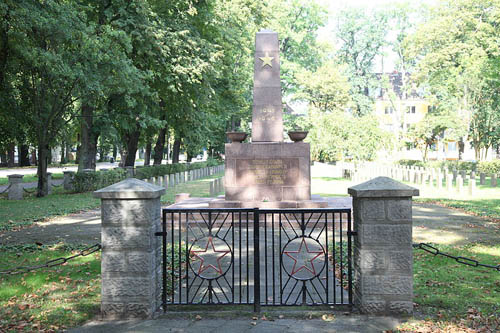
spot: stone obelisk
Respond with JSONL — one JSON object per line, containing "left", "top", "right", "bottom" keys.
{"left": 252, "top": 30, "right": 283, "bottom": 142}
{"left": 211, "top": 29, "right": 325, "bottom": 208}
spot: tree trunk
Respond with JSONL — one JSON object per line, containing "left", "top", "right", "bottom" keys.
{"left": 60, "top": 142, "right": 66, "bottom": 164}
{"left": 37, "top": 143, "right": 49, "bottom": 197}
{"left": 7, "top": 143, "right": 15, "bottom": 167}
{"left": 19, "top": 144, "right": 30, "bottom": 166}
{"left": 172, "top": 137, "right": 181, "bottom": 164}
{"left": 78, "top": 104, "right": 98, "bottom": 171}
{"left": 124, "top": 127, "right": 141, "bottom": 167}
{"left": 144, "top": 140, "right": 152, "bottom": 166}
{"left": 153, "top": 125, "right": 167, "bottom": 165}
{"left": 0, "top": 151, "right": 6, "bottom": 165}
{"left": 31, "top": 149, "right": 37, "bottom": 166}
{"left": 65, "top": 143, "right": 71, "bottom": 162}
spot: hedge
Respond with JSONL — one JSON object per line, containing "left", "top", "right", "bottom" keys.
{"left": 72, "top": 159, "right": 222, "bottom": 193}
{"left": 477, "top": 160, "right": 500, "bottom": 174}
{"left": 396, "top": 159, "right": 478, "bottom": 172}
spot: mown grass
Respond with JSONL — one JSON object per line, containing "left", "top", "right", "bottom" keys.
{"left": 0, "top": 244, "right": 101, "bottom": 332}
{"left": 160, "top": 172, "right": 224, "bottom": 204}
{"left": 416, "top": 198, "right": 500, "bottom": 221}
{"left": 399, "top": 243, "right": 500, "bottom": 332}
{"left": 0, "top": 188, "right": 100, "bottom": 232}
{"left": 0, "top": 173, "right": 64, "bottom": 185}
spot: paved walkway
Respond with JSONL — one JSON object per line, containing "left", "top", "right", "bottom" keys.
{"left": 69, "top": 312, "right": 404, "bottom": 333}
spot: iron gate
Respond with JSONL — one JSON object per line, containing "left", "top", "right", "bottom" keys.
{"left": 156, "top": 208, "right": 354, "bottom": 312}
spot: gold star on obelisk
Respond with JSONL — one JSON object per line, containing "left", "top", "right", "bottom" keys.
{"left": 259, "top": 52, "right": 274, "bottom": 68}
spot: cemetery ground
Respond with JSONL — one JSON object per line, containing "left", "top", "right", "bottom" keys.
{"left": 0, "top": 176, "right": 498, "bottom": 332}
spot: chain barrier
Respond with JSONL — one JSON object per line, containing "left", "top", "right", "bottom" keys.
{"left": 0, "top": 243, "right": 101, "bottom": 275}
{"left": 23, "top": 187, "right": 36, "bottom": 194}
{"left": 0, "top": 184, "right": 12, "bottom": 194}
{"left": 413, "top": 243, "right": 500, "bottom": 272}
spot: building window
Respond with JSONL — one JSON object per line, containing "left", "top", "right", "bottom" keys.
{"left": 384, "top": 106, "right": 394, "bottom": 114}
{"left": 406, "top": 106, "right": 416, "bottom": 113}
{"left": 428, "top": 105, "right": 436, "bottom": 113}
{"left": 448, "top": 142, "right": 457, "bottom": 151}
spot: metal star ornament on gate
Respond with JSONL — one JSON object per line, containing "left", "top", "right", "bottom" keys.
{"left": 284, "top": 238, "right": 323, "bottom": 277}
{"left": 191, "top": 237, "right": 230, "bottom": 275}
{"left": 259, "top": 52, "right": 274, "bottom": 68}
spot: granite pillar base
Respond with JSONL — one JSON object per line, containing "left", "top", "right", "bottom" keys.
{"left": 224, "top": 142, "right": 311, "bottom": 202}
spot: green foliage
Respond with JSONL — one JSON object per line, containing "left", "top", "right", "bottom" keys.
{"left": 294, "top": 62, "right": 351, "bottom": 112}
{"left": 134, "top": 161, "right": 222, "bottom": 180}
{"left": 307, "top": 109, "right": 392, "bottom": 162}
{"left": 396, "top": 159, "right": 426, "bottom": 168}
{"left": 406, "top": 0, "right": 500, "bottom": 160}
{"left": 477, "top": 160, "right": 500, "bottom": 174}
{"left": 335, "top": 6, "right": 390, "bottom": 116}
{"left": 72, "top": 169, "right": 127, "bottom": 193}
{"left": 426, "top": 160, "right": 477, "bottom": 172}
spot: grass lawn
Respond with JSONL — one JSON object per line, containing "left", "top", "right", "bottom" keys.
{"left": 160, "top": 172, "right": 224, "bottom": 203}
{"left": 0, "top": 244, "right": 101, "bottom": 332}
{"left": 0, "top": 188, "right": 100, "bottom": 232}
{"left": 0, "top": 173, "right": 64, "bottom": 186}
{"left": 402, "top": 243, "right": 500, "bottom": 332}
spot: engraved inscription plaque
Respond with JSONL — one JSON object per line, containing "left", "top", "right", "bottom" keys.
{"left": 235, "top": 158, "right": 299, "bottom": 186}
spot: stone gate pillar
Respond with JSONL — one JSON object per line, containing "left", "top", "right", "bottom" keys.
{"left": 348, "top": 177, "right": 419, "bottom": 315}
{"left": 94, "top": 178, "right": 165, "bottom": 319}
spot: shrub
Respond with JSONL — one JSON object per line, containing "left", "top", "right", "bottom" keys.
{"left": 72, "top": 168, "right": 127, "bottom": 193}
{"left": 477, "top": 160, "right": 500, "bottom": 174}
{"left": 396, "top": 159, "right": 426, "bottom": 167}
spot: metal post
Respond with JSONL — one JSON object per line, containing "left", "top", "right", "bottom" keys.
{"left": 253, "top": 208, "right": 260, "bottom": 312}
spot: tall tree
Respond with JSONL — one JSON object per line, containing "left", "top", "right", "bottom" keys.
{"left": 335, "top": 7, "right": 390, "bottom": 116}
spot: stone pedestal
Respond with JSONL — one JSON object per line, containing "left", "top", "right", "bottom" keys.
{"left": 94, "top": 178, "right": 165, "bottom": 319}
{"left": 7, "top": 174, "right": 24, "bottom": 200}
{"left": 349, "top": 177, "right": 418, "bottom": 315}
{"left": 63, "top": 171, "right": 75, "bottom": 191}
{"left": 221, "top": 142, "right": 311, "bottom": 204}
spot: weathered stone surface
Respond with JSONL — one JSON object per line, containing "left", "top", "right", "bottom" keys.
{"left": 102, "top": 226, "right": 153, "bottom": 249}
{"left": 389, "top": 301, "right": 413, "bottom": 314}
{"left": 362, "top": 276, "right": 413, "bottom": 295}
{"left": 101, "top": 303, "right": 126, "bottom": 317}
{"left": 388, "top": 251, "right": 412, "bottom": 271}
{"left": 358, "top": 299, "right": 386, "bottom": 314}
{"left": 252, "top": 30, "right": 282, "bottom": 142}
{"left": 225, "top": 142, "right": 310, "bottom": 202}
{"left": 386, "top": 199, "right": 412, "bottom": 221}
{"left": 357, "top": 249, "right": 386, "bottom": 270}
{"left": 7, "top": 174, "right": 23, "bottom": 200}
{"left": 361, "top": 225, "right": 412, "bottom": 245}
{"left": 348, "top": 177, "right": 419, "bottom": 198}
{"left": 360, "top": 200, "right": 385, "bottom": 221}
{"left": 94, "top": 178, "right": 165, "bottom": 199}
{"left": 102, "top": 278, "right": 151, "bottom": 298}
{"left": 101, "top": 200, "right": 156, "bottom": 226}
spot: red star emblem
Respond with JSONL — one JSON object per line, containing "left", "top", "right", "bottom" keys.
{"left": 284, "top": 238, "right": 323, "bottom": 277}
{"left": 191, "top": 237, "right": 230, "bottom": 275}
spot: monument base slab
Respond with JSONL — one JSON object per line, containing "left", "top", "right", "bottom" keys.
{"left": 224, "top": 142, "right": 311, "bottom": 202}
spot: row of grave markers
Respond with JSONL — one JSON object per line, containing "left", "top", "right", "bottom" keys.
{"left": 4, "top": 164, "right": 225, "bottom": 200}
{"left": 350, "top": 163, "right": 498, "bottom": 195}
{"left": 140, "top": 165, "right": 225, "bottom": 191}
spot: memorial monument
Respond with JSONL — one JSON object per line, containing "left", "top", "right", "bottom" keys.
{"left": 210, "top": 29, "right": 326, "bottom": 208}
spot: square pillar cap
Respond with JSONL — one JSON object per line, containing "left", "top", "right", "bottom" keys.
{"left": 93, "top": 178, "right": 165, "bottom": 199}
{"left": 348, "top": 176, "right": 419, "bottom": 198}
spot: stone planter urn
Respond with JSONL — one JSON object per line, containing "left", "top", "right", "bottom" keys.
{"left": 288, "top": 131, "right": 308, "bottom": 142}
{"left": 227, "top": 132, "right": 248, "bottom": 143}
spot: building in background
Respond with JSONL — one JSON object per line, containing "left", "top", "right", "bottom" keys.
{"left": 373, "top": 72, "right": 480, "bottom": 161}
